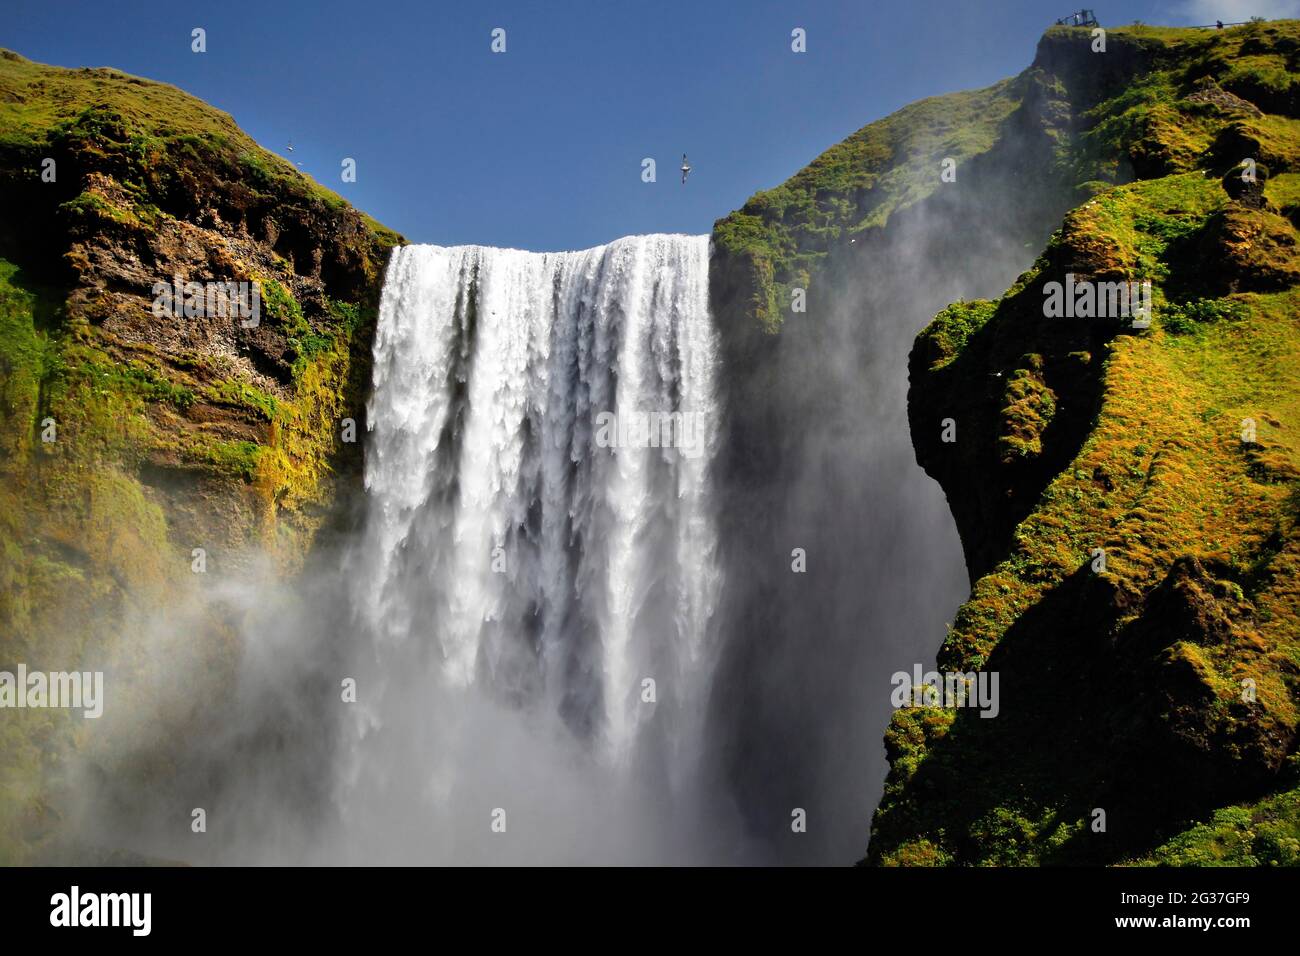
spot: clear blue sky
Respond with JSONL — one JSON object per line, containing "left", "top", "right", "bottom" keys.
{"left": 5, "top": 0, "right": 1293, "bottom": 250}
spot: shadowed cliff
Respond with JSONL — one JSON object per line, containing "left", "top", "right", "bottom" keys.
{"left": 708, "top": 20, "right": 1300, "bottom": 865}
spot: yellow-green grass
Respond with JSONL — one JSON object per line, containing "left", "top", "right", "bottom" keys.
{"left": 0, "top": 48, "right": 362, "bottom": 214}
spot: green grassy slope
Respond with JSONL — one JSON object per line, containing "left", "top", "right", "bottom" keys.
{"left": 0, "top": 50, "right": 401, "bottom": 242}
{"left": 712, "top": 78, "right": 1023, "bottom": 331}
{"left": 713, "top": 20, "right": 1300, "bottom": 338}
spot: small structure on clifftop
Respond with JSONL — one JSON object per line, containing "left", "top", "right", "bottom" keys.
{"left": 1055, "top": 9, "right": 1100, "bottom": 27}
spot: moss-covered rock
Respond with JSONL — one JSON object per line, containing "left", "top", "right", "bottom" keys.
{"left": 867, "top": 21, "right": 1300, "bottom": 866}
{"left": 0, "top": 49, "right": 403, "bottom": 862}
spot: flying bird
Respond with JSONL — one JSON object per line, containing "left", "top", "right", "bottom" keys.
{"left": 680, "top": 154, "right": 691, "bottom": 185}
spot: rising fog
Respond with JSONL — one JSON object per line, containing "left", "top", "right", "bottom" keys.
{"left": 51, "top": 98, "right": 1073, "bottom": 866}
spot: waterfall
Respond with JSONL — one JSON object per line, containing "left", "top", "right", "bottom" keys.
{"left": 337, "top": 234, "right": 723, "bottom": 862}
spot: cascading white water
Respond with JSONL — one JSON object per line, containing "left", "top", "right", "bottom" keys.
{"left": 336, "top": 234, "right": 722, "bottom": 861}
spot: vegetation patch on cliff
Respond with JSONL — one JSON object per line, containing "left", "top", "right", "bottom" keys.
{"left": 713, "top": 80, "right": 1023, "bottom": 332}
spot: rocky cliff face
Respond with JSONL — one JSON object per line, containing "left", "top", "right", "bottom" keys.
{"left": 708, "top": 21, "right": 1300, "bottom": 864}
{"left": 0, "top": 50, "right": 400, "bottom": 861}
{"left": 873, "top": 21, "right": 1300, "bottom": 866}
